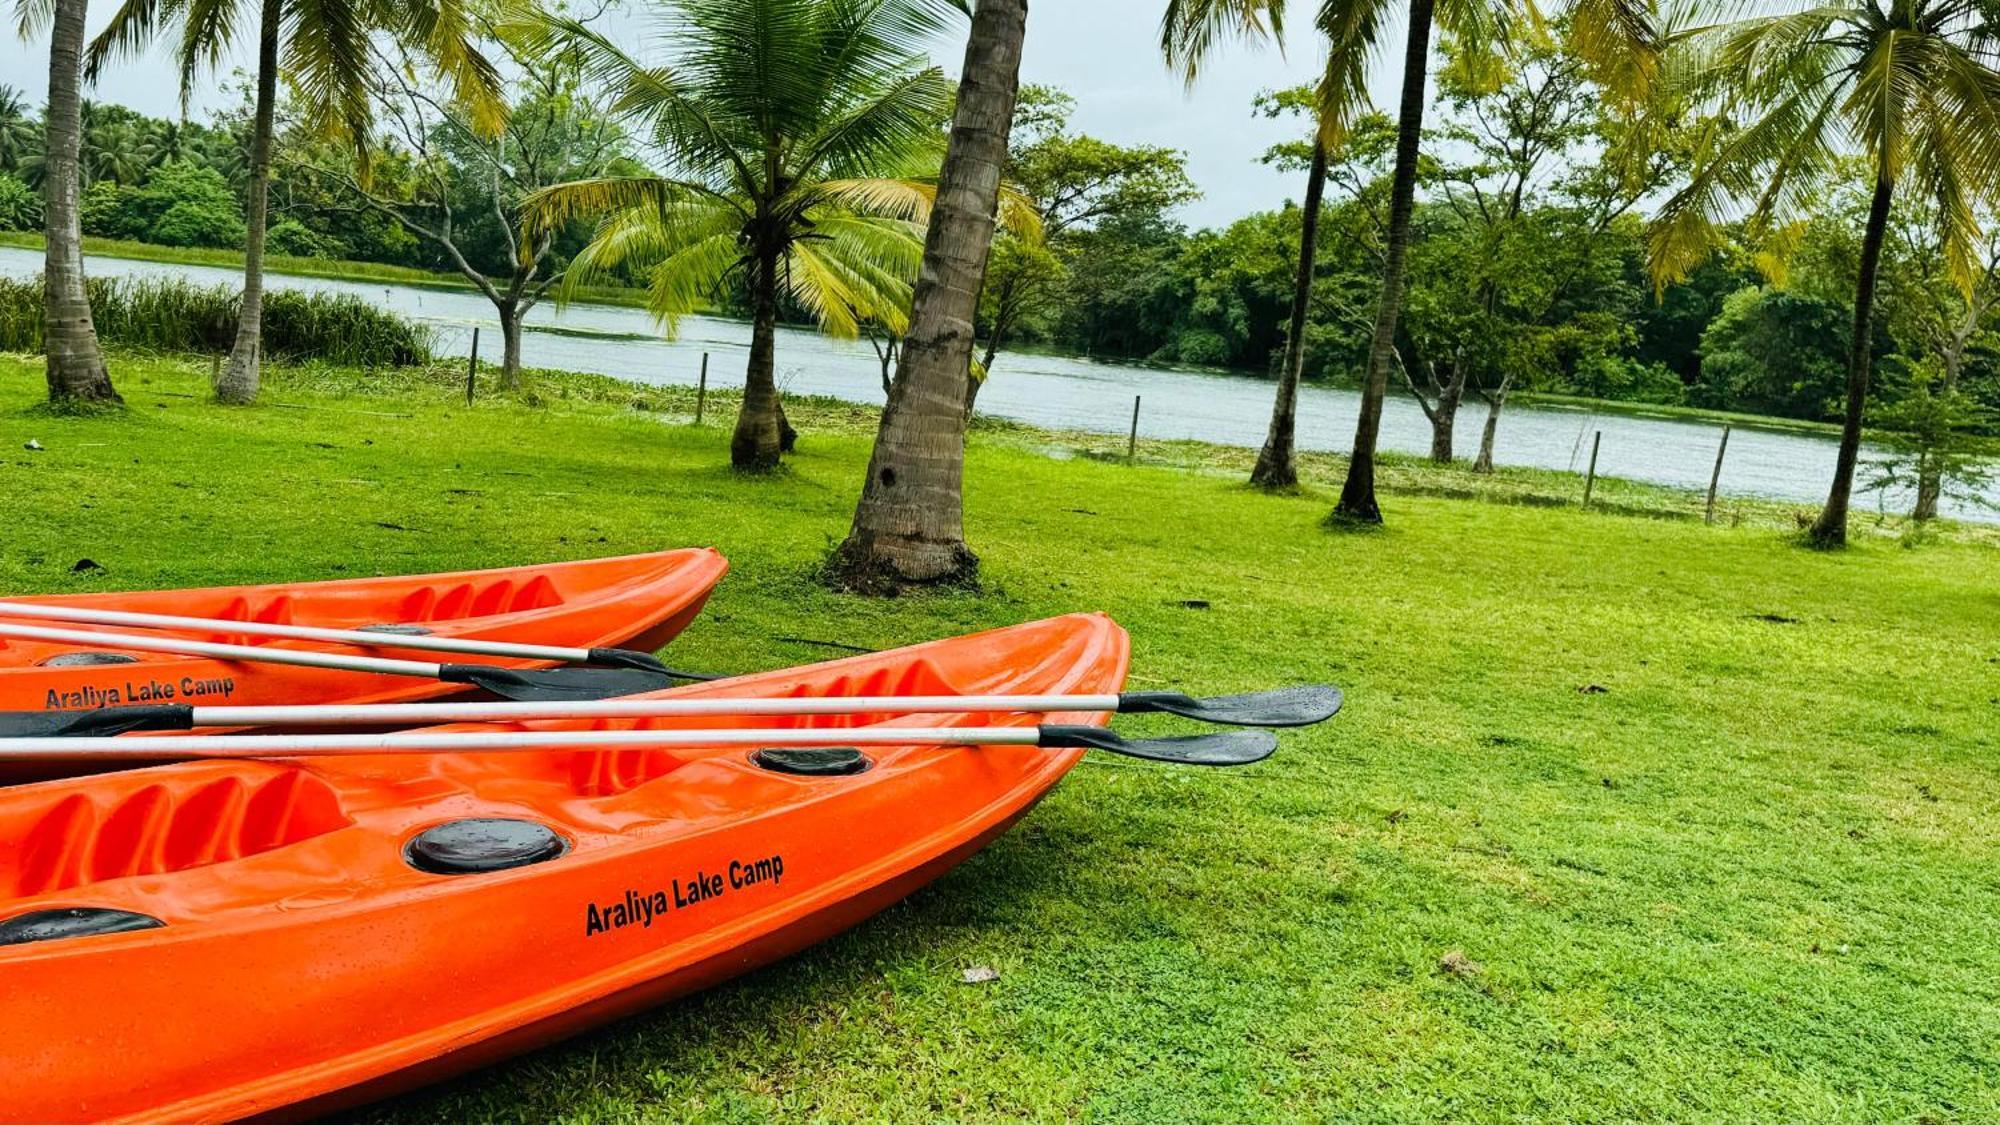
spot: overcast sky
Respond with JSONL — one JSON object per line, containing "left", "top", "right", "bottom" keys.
{"left": 0, "top": 1, "right": 1372, "bottom": 228}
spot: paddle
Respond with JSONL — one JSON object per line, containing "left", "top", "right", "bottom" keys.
{"left": 0, "top": 599, "right": 712, "bottom": 678}
{"left": 0, "top": 686, "right": 1343, "bottom": 738}
{"left": 0, "top": 724, "right": 1280, "bottom": 766}
{"left": 0, "top": 622, "right": 691, "bottom": 702}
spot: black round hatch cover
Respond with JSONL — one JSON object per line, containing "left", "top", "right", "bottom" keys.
{"left": 751, "top": 747, "right": 873, "bottom": 777}
{"left": 405, "top": 818, "right": 569, "bottom": 875}
{"left": 0, "top": 907, "right": 165, "bottom": 946}
{"left": 38, "top": 652, "right": 141, "bottom": 667}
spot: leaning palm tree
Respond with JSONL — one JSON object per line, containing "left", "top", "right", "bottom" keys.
{"left": 24, "top": 0, "right": 120, "bottom": 405}
{"left": 87, "top": 0, "right": 502, "bottom": 404}
{"left": 520, "top": 0, "right": 959, "bottom": 472}
{"left": 1163, "top": 0, "right": 1655, "bottom": 521}
{"left": 1647, "top": 0, "right": 2000, "bottom": 547}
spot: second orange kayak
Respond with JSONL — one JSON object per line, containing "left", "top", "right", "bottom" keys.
{"left": 0, "top": 550, "right": 728, "bottom": 780}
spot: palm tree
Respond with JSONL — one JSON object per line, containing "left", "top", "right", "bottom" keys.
{"left": 1647, "top": 0, "right": 2000, "bottom": 547}
{"left": 521, "top": 0, "right": 958, "bottom": 472}
{"left": 0, "top": 86, "right": 38, "bottom": 174}
{"left": 829, "top": 0, "right": 1027, "bottom": 588}
{"left": 1162, "top": 0, "right": 1654, "bottom": 522}
{"left": 87, "top": 0, "right": 502, "bottom": 404}
{"left": 31, "top": 0, "right": 120, "bottom": 405}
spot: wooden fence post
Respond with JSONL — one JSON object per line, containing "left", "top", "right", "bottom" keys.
{"left": 466, "top": 327, "right": 479, "bottom": 405}
{"left": 695, "top": 353, "right": 709, "bottom": 425}
{"left": 1705, "top": 424, "right": 1732, "bottom": 524}
{"left": 1582, "top": 430, "right": 1602, "bottom": 507}
{"left": 1127, "top": 395, "right": 1142, "bottom": 463}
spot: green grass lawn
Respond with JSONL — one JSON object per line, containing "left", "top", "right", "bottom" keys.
{"left": 6, "top": 351, "right": 1999, "bottom": 1123}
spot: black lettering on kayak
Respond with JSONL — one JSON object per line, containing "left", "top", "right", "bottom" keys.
{"left": 180, "top": 675, "right": 236, "bottom": 700}
{"left": 582, "top": 853, "right": 787, "bottom": 938}
{"left": 728, "top": 854, "right": 784, "bottom": 889}
{"left": 45, "top": 684, "right": 125, "bottom": 711}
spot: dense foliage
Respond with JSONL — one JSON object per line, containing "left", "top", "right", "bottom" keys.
{"left": 2, "top": 59, "right": 1997, "bottom": 432}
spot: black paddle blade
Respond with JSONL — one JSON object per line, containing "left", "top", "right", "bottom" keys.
{"left": 1118, "top": 685, "right": 1344, "bottom": 728}
{"left": 0, "top": 704, "right": 196, "bottom": 739}
{"left": 1037, "top": 724, "right": 1278, "bottom": 765}
{"left": 439, "top": 663, "right": 677, "bottom": 702}
{"left": 584, "top": 648, "right": 722, "bottom": 682}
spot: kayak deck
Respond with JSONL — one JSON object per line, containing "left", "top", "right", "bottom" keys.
{"left": 0, "top": 613, "right": 1129, "bottom": 1123}
{"left": 0, "top": 551, "right": 728, "bottom": 782}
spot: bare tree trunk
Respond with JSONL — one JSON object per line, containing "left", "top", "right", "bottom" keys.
{"left": 215, "top": 0, "right": 280, "bottom": 406}
{"left": 830, "top": 0, "right": 1025, "bottom": 591}
{"left": 498, "top": 301, "right": 523, "bottom": 391}
{"left": 41, "top": 0, "right": 119, "bottom": 406}
{"left": 1913, "top": 341, "right": 1962, "bottom": 521}
{"left": 964, "top": 368, "right": 984, "bottom": 419}
{"left": 1913, "top": 455, "right": 1940, "bottom": 522}
{"left": 1473, "top": 381, "right": 1508, "bottom": 474}
{"left": 1332, "top": 0, "right": 1434, "bottom": 524}
{"left": 1429, "top": 378, "right": 1463, "bottom": 463}
{"left": 1251, "top": 140, "right": 1327, "bottom": 490}
{"left": 731, "top": 243, "right": 785, "bottom": 471}
{"left": 1808, "top": 174, "right": 1894, "bottom": 548}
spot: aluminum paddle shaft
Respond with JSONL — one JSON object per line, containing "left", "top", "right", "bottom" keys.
{"left": 0, "top": 599, "right": 649, "bottom": 668}
{"left": 0, "top": 622, "right": 682, "bottom": 703}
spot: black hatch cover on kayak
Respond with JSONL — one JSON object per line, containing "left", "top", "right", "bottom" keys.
{"left": 405, "top": 818, "right": 570, "bottom": 875}
{"left": 0, "top": 907, "right": 165, "bottom": 945}
{"left": 751, "top": 748, "right": 873, "bottom": 777}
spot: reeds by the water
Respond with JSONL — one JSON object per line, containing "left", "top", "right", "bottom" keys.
{"left": 0, "top": 275, "right": 432, "bottom": 367}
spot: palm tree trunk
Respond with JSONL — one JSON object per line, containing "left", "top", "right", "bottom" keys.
{"left": 731, "top": 243, "right": 785, "bottom": 471}
{"left": 830, "top": 0, "right": 1026, "bottom": 591}
{"left": 41, "top": 0, "right": 118, "bottom": 406}
{"left": 1807, "top": 174, "right": 1894, "bottom": 548}
{"left": 1251, "top": 140, "right": 1327, "bottom": 490}
{"left": 1332, "top": 0, "right": 1434, "bottom": 525}
{"left": 214, "top": 0, "right": 279, "bottom": 406}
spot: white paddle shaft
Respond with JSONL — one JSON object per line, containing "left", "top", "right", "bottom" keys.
{"left": 0, "top": 600, "right": 593, "bottom": 663}
{"left": 0, "top": 622, "right": 447, "bottom": 678}
{"left": 0, "top": 725, "right": 1046, "bottom": 760}
{"left": 179, "top": 694, "right": 1124, "bottom": 727}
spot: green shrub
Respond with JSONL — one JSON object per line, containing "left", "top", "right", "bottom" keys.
{"left": 0, "top": 274, "right": 431, "bottom": 367}
{"left": 0, "top": 174, "right": 39, "bottom": 232}
{"left": 149, "top": 198, "right": 245, "bottom": 248}
{"left": 80, "top": 182, "right": 148, "bottom": 240}
{"left": 266, "top": 219, "right": 345, "bottom": 259}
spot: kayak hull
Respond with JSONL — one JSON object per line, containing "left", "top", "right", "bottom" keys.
{"left": 0, "top": 550, "right": 728, "bottom": 782}
{"left": 0, "top": 613, "right": 1129, "bottom": 1122}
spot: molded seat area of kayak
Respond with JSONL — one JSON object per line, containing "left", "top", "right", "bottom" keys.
{"left": 0, "top": 614, "right": 1128, "bottom": 1123}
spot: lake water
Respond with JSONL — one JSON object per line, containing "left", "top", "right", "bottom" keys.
{"left": 5, "top": 244, "right": 1986, "bottom": 521}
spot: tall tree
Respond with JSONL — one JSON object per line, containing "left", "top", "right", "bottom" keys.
{"left": 976, "top": 84, "right": 1195, "bottom": 400}
{"left": 1648, "top": 0, "right": 2000, "bottom": 547}
{"left": 298, "top": 35, "right": 628, "bottom": 388}
{"left": 830, "top": 0, "right": 1028, "bottom": 589}
{"left": 1164, "top": 0, "right": 1654, "bottom": 523}
{"left": 33, "top": 0, "right": 120, "bottom": 405}
{"left": 522, "top": 0, "right": 957, "bottom": 472}
{"left": 87, "top": 0, "right": 503, "bottom": 404}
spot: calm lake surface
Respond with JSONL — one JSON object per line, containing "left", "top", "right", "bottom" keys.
{"left": 7, "top": 244, "right": 1989, "bottom": 522}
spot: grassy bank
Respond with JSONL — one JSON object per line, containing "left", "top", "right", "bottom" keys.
{"left": 5, "top": 351, "right": 1999, "bottom": 1122}
{"left": 0, "top": 230, "right": 652, "bottom": 309}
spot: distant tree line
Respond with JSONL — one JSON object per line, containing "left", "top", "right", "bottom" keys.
{"left": 9, "top": 70, "right": 1995, "bottom": 442}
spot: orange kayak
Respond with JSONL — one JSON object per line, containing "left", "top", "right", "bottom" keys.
{"left": 0, "top": 551, "right": 727, "bottom": 779}
{"left": 0, "top": 613, "right": 1128, "bottom": 1122}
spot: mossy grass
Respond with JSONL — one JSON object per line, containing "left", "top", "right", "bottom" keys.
{"left": 3, "top": 350, "right": 1997, "bottom": 1122}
